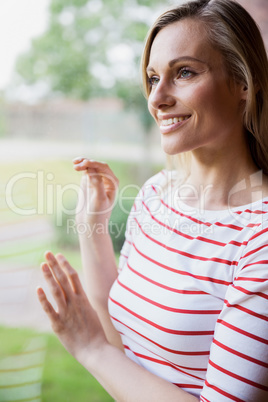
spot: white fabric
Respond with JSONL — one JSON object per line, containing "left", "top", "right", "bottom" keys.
{"left": 109, "top": 170, "right": 268, "bottom": 401}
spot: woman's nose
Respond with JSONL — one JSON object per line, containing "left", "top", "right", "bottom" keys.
{"left": 148, "top": 80, "right": 176, "bottom": 111}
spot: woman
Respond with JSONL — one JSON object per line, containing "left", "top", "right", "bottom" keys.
{"left": 37, "top": 0, "right": 268, "bottom": 400}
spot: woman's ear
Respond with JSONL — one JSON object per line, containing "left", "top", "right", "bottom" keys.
{"left": 240, "top": 81, "right": 260, "bottom": 100}
{"left": 240, "top": 85, "right": 248, "bottom": 100}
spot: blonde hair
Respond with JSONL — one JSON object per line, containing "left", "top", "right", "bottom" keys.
{"left": 141, "top": 0, "right": 268, "bottom": 176}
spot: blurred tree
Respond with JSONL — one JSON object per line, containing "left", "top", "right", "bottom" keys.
{"left": 16, "top": 0, "right": 171, "bottom": 131}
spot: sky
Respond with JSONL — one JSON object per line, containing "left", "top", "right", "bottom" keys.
{"left": 0, "top": 0, "right": 49, "bottom": 91}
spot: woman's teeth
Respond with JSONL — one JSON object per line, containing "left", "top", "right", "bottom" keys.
{"left": 161, "top": 116, "right": 190, "bottom": 126}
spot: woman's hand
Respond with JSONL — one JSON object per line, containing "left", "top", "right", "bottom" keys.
{"left": 37, "top": 252, "right": 198, "bottom": 402}
{"left": 73, "top": 158, "right": 119, "bottom": 228}
{"left": 37, "top": 251, "right": 108, "bottom": 365}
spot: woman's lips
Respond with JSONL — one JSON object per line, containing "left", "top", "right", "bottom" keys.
{"left": 159, "top": 115, "right": 191, "bottom": 134}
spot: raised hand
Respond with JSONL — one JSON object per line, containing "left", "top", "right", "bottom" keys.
{"left": 72, "top": 158, "right": 122, "bottom": 350}
{"left": 73, "top": 158, "right": 119, "bottom": 227}
{"left": 37, "top": 251, "right": 107, "bottom": 364}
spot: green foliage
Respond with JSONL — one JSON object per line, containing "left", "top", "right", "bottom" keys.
{"left": 53, "top": 203, "right": 79, "bottom": 249}
{"left": 0, "top": 326, "right": 113, "bottom": 401}
{"left": 109, "top": 197, "right": 134, "bottom": 253}
{"left": 15, "top": 0, "right": 169, "bottom": 128}
{"left": 43, "top": 334, "right": 113, "bottom": 401}
{"left": 53, "top": 197, "right": 134, "bottom": 254}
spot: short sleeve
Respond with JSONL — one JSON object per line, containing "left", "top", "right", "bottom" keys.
{"left": 201, "top": 222, "right": 268, "bottom": 401}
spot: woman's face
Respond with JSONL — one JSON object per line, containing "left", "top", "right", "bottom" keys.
{"left": 147, "top": 18, "right": 246, "bottom": 156}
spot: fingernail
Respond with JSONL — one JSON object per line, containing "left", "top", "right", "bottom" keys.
{"left": 44, "top": 250, "right": 52, "bottom": 258}
{"left": 37, "top": 287, "right": 44, "bottom": 296}
{"left": 41, "top": 263, "right": 49, "bottom": 272}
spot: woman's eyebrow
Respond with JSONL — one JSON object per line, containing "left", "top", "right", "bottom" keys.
{"left": 169, "top": 56, "right": 207, "bottom": 67}
{"left": 146, "top": 56, "right": 207, "bottom": 73}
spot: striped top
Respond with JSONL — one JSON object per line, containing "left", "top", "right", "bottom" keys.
{"left": 108, "top": 170, "right": 268, "bottom": 401}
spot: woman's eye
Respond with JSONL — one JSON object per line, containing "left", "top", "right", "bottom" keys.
{"left": 148, "top": 76, "right": 159, "bottom": 86}
{"left": 178, "top": 68, "right": 193, "bottom": 79}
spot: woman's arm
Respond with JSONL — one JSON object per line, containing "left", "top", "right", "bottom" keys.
{"left": 37, "top": 252, "right": 198, "bottom": 402}
{"left": 73, "top": 158, "right": 123, "bottom": 349}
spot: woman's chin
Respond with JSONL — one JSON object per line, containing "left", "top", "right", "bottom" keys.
{"left": 161, "top": 140, "right": 185, "bottom": 156}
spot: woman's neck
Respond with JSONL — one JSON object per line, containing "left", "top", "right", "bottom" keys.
{"left": 179, "top": 143, "right": 267, "bottom": 210}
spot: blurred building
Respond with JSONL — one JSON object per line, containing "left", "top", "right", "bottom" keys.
{"left": 2, "top": 98, "right": 145, "bottom": 144}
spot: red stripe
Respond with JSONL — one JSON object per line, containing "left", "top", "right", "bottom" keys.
{"left": 157, "top": 195, "right": 212, "bottom": 227}
{"left": 200, "top": 396, "right": 210, "bottom": 402}
{"left": 248, "top": 226, "right": 268, "bottom": 241}
{"left": 110, "top": 297, "right": 214, "bottom": 336}
{"left": 214, "top": 221, "right": 243, "bottom": 231}
{"left": 240, "top": 259, "right": 268, "bottom": 270}
{"left": 128, "top": 260, "right": 207, "bottom": 293}
{"left": 132, "top": 243, "right": 232, "bottom": 286}
{"left": 142, "top": 200, "right": 247, "bottom": 248}
{"left": 246, "top": 223, "right": 261, "bottom": 228}
{"left": 152, "top": 185, "right": 244, "bottom": 231}
{"left": 232, "top": 285, "right": 268, "bottom": 300}
{"left": 224, "top": 299, "right": 268, "bottom": 321}
{"left": 235, "top": 208, "right": 266, "bottom": 215}
{"left": 204, "top": 379, "right": 245, "bottom": 401}
{"left": 208, "top": 359, "right": 268, "bottom": 391}
{"left": 124, "top": 346, "right": 205, "bottom": 381}
{"left": 175, "top": 383, "right": 203, "bottom": 389}
{"left": 134, "top": 217, "right": 238, "bottom": 266}
{"left": 241, "top": 243, "right": 268, "bottom": 259}
{"left": 213, "top": 339, "right": 268, "bottom": 368}
{"left": 217, "top": 319, "right": 268, "bottom": 345}
{"left": 229, "top": 240, "right": 248, "bottom": 246}
{"left": 124, "top": 345, "right": 207, "bottom": 372}
{"left": 110, "top": 315, "right": 210, "bottom": 356}
{"left": 120, "top": 253, "right": 128, "bottom": 259}
{"left": 235, "top": 276, "right": 267, "bottom": 283}
{"left": 117, "top": 278, "right": 221, "bottom": 315}
{"left": 142, "top": 200, "right": 225, "bottom": 247}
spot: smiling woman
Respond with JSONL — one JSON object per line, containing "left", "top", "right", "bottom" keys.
{"left": 37, "top": 1, "right": 268, "bottom": 401}
{"left": 146, "top": 18, "right": 248, "bottom": 156}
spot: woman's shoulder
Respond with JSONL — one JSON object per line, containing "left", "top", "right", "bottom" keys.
{"left": 141, "top": 169, "right": 177, "bottom": 194}
{"left": 139, "top": 169, "right": 170, "bottom": 201}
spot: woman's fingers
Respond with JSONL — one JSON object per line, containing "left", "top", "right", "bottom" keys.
{"left": 55, "top": 253, "right": 84, "bottom": 295}
{"left": 37, "top": 286, "right": 58, "bottom": 321}
{"left": 72, "top": 156, "right": 84, "bottom": 164}
{"left": 73, "top": 158, "right": 119, "bottom": 212}
{"left": 73, "top": 158, "right": 119, "bottom": 191}
{"left": 43, "top": 252, "right": 84, "bottom": 297}
{"left": 44, "top": 251, "right": 72, "bottom": 297}
{"left": 40, "top": 262, "right": 67, "bottom": 311}
{"left": 38, "top": 252, "right": 84, "bottom": 320}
